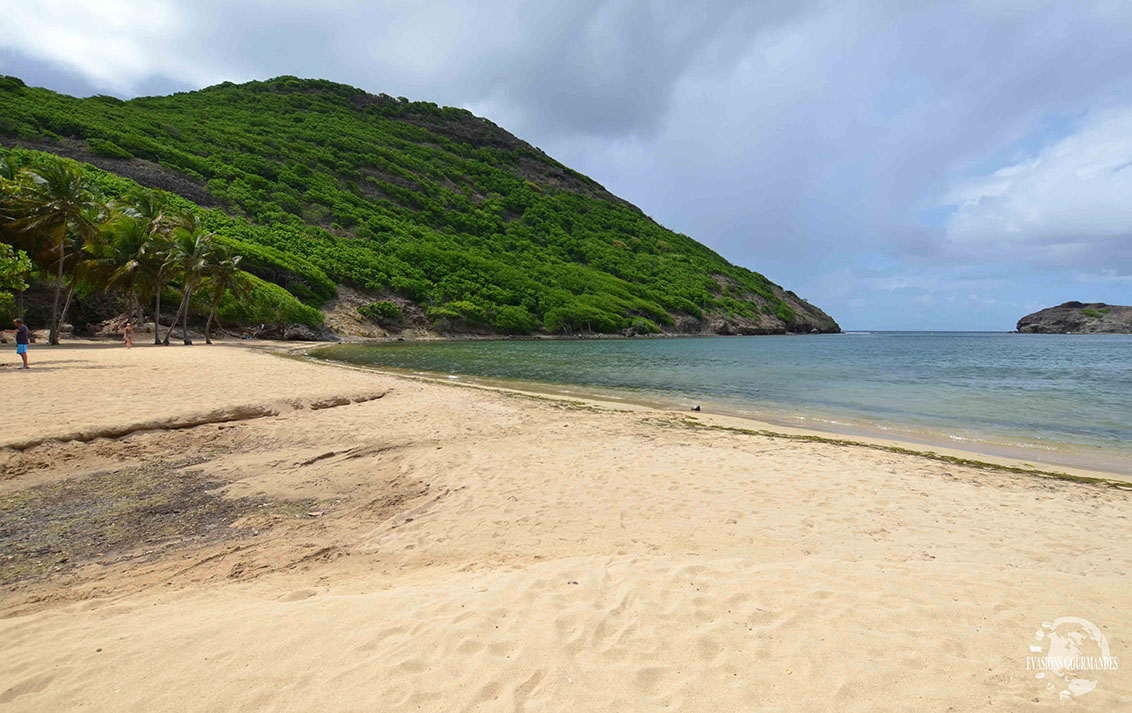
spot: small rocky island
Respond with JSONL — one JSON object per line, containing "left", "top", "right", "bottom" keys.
{"left": 1016, "top": 301, "right": 1132, "bottom": 334}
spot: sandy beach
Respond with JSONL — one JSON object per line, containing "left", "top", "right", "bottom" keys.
{"left": 1, "top": 341, "right": 1128, "bottom": 711}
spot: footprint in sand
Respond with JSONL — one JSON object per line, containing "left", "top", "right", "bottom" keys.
{"left": 0, "top": 671, "right": 62, "bottom": 704}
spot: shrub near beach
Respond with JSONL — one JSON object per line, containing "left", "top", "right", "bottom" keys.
{"left": 0, "top": 152, "right": 320, "bottom": 343}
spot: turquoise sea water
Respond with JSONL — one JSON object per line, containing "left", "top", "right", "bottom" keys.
{"left": 314, "top": 332, "right": 1132, "bottom": 474}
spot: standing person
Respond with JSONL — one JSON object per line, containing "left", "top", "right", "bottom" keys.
{"left": 11, "top": 318, "right": 30, "bottom": 369}
{"left": 123, "top": 321, "right": 133, "bottom": 349}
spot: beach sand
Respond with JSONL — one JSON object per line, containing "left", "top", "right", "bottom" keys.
{"left": 1, "top": 342, "right": 1128, "bottom": 711}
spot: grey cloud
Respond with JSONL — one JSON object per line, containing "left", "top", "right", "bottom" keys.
{"left": 166, "top": 0, "right": 812, "bottom": 138}
{"left": 0, "top": 48, "right": 103, "bottom": 97}
{"left": 3, "top": 0, "right": 1132, "bottom": 329}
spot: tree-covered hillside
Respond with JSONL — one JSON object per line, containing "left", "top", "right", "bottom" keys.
{"left": 0, "top": 74, "right": 838, "bottom": 336}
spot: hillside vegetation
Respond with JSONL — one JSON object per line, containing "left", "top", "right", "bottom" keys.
{"left": 0, "top": 74, "right": 838, "bottom": 336}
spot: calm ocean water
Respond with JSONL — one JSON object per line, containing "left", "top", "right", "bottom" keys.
{"left": 314, "top": 332, "right": 1132, "bottom": 474}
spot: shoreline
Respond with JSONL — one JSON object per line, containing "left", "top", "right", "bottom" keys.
{"left": 6, "top": 337, "right": 1127, "bottom": 483}
{"left": 298, "top": 346, "right": 1132, "bottom": 484}
{"left": 2, "top": 341, "right": 1130, "bottom": 711}
{"left": 9, "top": 326, "right": 844, "bottom": 349}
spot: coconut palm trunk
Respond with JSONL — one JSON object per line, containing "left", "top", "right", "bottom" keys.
{"left": 181, "top": 286, "right": 193, "bottom": 344}
{"left": 204, "top": 300, "right": 218, "bottom": 345}
{"left": 161, "top": 296, "right": 184, "bottom": 344}
{"left": 203, "top": 289, "right": 229, "bottom": 345}
{"left": 58, "top": 282, "right": 77, "bottom": 337}
{"left": 48, "top": 223, "right": 65, "bottom": 345}
{"left": 153, "top": 287, "right": 163, "bottom": 344}
{"left": 162, "top": 287, "right": 193, "bottom": 345}
{"left": 130, "top": 276, "right": 142, "bottom": 327}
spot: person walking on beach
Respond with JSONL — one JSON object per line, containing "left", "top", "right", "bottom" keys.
{"left": 123, "top": 321, "right": 133, "bottom": 349}
{"left": 10, "top": 318, "right": 30, "bottom": 369}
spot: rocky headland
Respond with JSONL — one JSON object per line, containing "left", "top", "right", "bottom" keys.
{"left": 1016, "top": 301, "right": 1132, "bottom": 334}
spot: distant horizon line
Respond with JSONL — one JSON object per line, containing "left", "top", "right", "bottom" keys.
{"left": 841, "top": 329, "right": 1013, "bottom": 333}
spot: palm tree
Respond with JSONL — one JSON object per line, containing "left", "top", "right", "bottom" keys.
{"left": 10, "top": 161, "right": 101, "bottom": 344}
{"left": 162, "top": 226, "right": 213, "bottom": 345}
{"left": 108, "top": 189, "right": 175, "bottom": 341}
{"left": 136, "top": 230, "right": 173, "bottom": 343}
{"left": 88, "top": 214, "right": 150, "bottom": 326}
{"left": 201, "top": 244, "right": 251, "bottom": 344}
{"left": 55, "top": 208, "right": 105, "bottom": 334}
{"left": 0, "top": 155, "right": 20, "bottom": 181}
{"left": 121, "top": 189, "right": 169, "bottom": 237}
{"left": 1, "top": 158, "right": 20, "bottom": 233}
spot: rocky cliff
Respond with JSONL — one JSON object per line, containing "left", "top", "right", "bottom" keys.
{"left": 1016, "top": 302, "right": 1132, "bottom": 334}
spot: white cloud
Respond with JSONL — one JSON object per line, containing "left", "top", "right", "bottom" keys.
{"left": 942, "top": 105, "right": 1132, "bottom": 270}
{"left": 0, "top": 0, "right": 221, "bottom": 92}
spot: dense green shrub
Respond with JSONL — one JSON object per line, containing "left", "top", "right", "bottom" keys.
{"left": 427, "top": 300, "right": 483, "bottom": 328}
{"left": 0, "top": 292, "right": 14, "bottom": 322}
{"left": 86, "top": 138, "right": 133, "bottom": 159}
{"left": 359, "top": 300, "right": 401, "bottom": 323}
{"left": 492, "top": 304, "right": 537, "bottom": 334}
{"left": 628, "top": 317, "right": 662, "bottom": 334}
{"left": 0, "top": 243, "right": 31, "bottom": 322}
{"left": 217, "top": 274, "right": 323, "bottom": 327}
{"left": 544, "top": 304, "right": 624, "bottom": 334}
{"left": 773, "top": 303, "right": 796, "bottom": 324}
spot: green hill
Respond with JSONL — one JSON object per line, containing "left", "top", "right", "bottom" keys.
{"left": 0, "top": 74, "right": 839, "bottom": 337}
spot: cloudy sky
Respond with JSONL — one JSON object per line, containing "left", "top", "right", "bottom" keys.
{"left": 2, "top": 0, "right": 1130, "bottom": 329}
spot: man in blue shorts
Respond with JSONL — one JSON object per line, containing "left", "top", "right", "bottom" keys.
{"left": 12, "top": 318, "right": 29, "bottom": 369}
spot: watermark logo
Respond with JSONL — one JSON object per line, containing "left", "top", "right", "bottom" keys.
{"left": 1026, "top": 617, "right": 1118, "bottom": 699}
